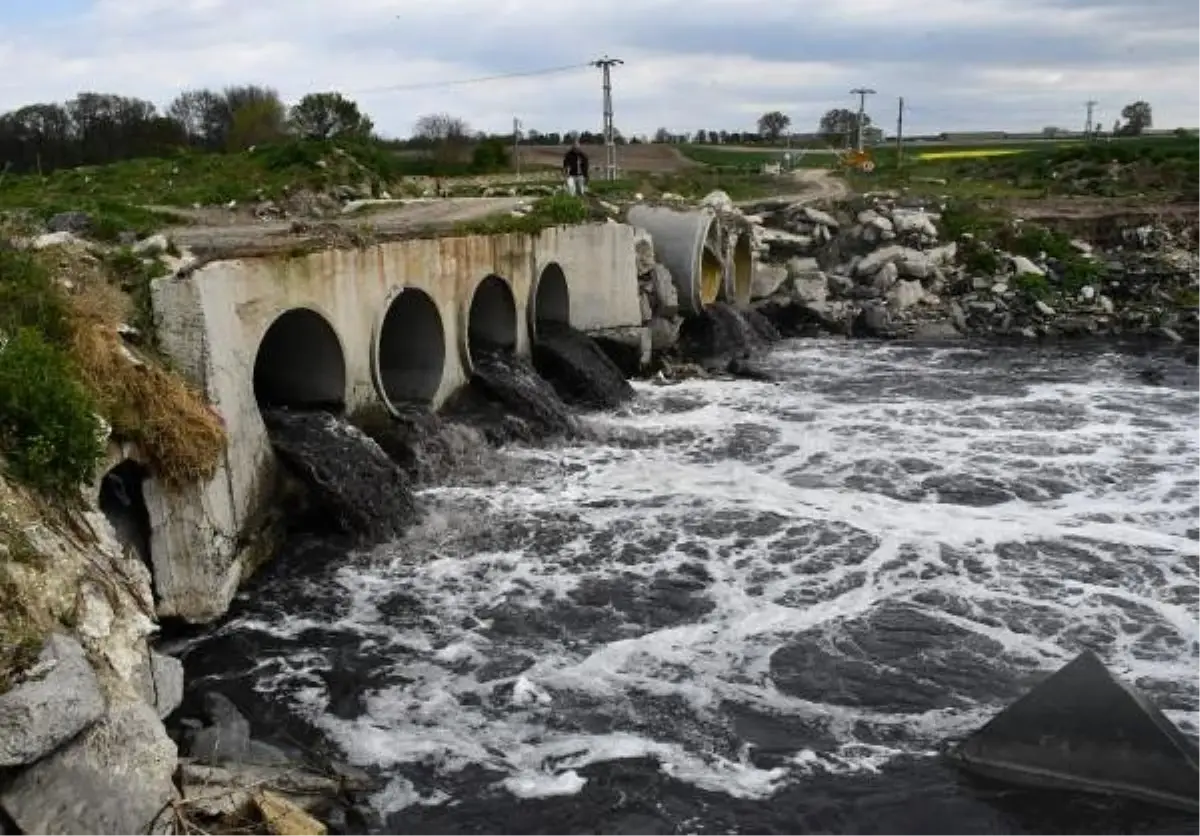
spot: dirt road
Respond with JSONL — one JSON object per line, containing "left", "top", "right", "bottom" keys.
{"left": 737, "top": 168, "right": 850, "bottom": 208}
{"left": 165, "top": 197, "right": 528, "bottom": 256}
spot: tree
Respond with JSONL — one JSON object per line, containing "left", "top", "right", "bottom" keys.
{"left": 818, "top": 108, "right": 872, "bottom": 146}
{"left": 167, "top": 89, "right": 226, "bottom": 149}
{"left": 413, "top": 113, "right": 470, "bottom": 164}
{"left": 1119, "top": 101, "right": 1152, "bottom": 136}
{"left": 757, "top": 111, "right": 790, "bottom": 141}
{"left": 289, "top": 92, "right": 373, "bottom": 141}
{"left": 221, "top": 85, "right": 286, "bottom": 150}
{"left": 653, "top": 127, "right": 671, "bottom": 143}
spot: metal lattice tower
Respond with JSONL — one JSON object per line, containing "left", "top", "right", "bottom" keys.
{"left": 591, "top": 55, "right": 623, "bottom": 180}
{"left": 1084, "top": 100, "right": 1098, "bottom": 138}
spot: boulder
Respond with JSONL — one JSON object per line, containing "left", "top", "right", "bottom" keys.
{"left": 758, "top": 227, "right": 814, "bottom": 258}
{"left": 46, "top": 211, "right": 92, "bottom": 235}
{"left": 0, "top": 634, "right": 105, "bottom": 768}
{"left": 891, "top": 208, "right": 938, "bottom": 238}
{"left": 1, "top": 699, "right": 177, "bottom": 835}
{"left": 649, "top": 316, "right": 681, "bottom": 351}
{"left": 1010, "top": 255, "right": 1045, "bottom": 277}
{"left": 648, "top": 264, "right": 678, "bottom": 318}
{"left": 185, "top": 692, "right": 289, "bottom": 767}
{"left": 633, "top": 228, "right": 656, "bottom": 275}
{"left": 887, "top": 279, "right": 928, "bottom": 312}
{"left": 801, "top": 206, "right": 839, "bottom": 229}
{"left": 150, "top": 652, "right": 184, "bottom": 720}
{"left": 897, "top": 250, "right": 934, "bottom": 281}
{"left": 855, "top": 244, "right": 909, "bottom": 277}
{"left": 751, "top": 262, "right": 789, "bottom": 301}
{"left": 871, "top": 262, "right": 899, "bottom": 293}
{"left": 32, "top": 231, "right": 84, "bottom": 250}
{"left": 792, "top": 274, "right": 828, "bottom": 305}
{"left": 132, "top": 234, "right": 171, "bottom": 256}
{"left": 701, "top": 190, "right": 735, "bottom": 213}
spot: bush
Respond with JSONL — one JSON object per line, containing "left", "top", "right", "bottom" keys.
{"left": 0, "top": 246, "right": 72, "bottom": 342}
{"left": 0, "top": 328, "right": 104, "bottom": 496}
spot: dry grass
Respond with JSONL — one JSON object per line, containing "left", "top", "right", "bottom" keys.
{"left": 70, "top": 324, "right": 226, "bottom": 488}
{"left": 32, "top": 243, "right": 228, "bottom": 490}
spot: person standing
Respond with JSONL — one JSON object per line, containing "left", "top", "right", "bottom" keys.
{"left": 562, "top": 140, "right": 589, "bottom": 196}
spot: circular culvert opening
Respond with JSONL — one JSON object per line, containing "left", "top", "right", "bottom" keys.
{"left": 730, "top": 233, "right": 753, "bottom": 305}
{"left": 530, "top": 262, "right": 571, "bottom": 339}
{"left": 699, "top": 246, "right": 723, "bottom": 306}
{"left": 374, "top": 287, "right": 446, "bottom": 408}
{"left": 253, "top": 308, "right": 346, "bottom": 411}
{"left": 465, "top": 274, "right": 517, "bottom": 369}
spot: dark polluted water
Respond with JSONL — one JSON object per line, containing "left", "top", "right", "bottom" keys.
{"left": 177, "top": 340, "right": 1200, "bottom": 835}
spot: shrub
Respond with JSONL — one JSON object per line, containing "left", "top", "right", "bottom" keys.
{"left": 1012, "top": 272, "right": 1051, "bottom": 300}
{"left": 0, "top": 328, "right": 104, "bottom": 496}
{"left": 0, "top": 246, "right": 72, "bottom": 342}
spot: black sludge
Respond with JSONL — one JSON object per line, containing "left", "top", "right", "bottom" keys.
{"left": 463, "top": 349, "right": 580, "bottom": 440}
{"left": 353, "top": 405, "right": 490, "bottom": 485}
{"left": 262, "top": 408, "right": 416, "bottom": 542}
{"left": 532, "top": 322, "right": 636, "bottom": 410}
{"left": 678, "top": 302, "right": 781, "bottom": 367}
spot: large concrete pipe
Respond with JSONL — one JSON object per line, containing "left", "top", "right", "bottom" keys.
{"left": 627, "top": 205, "right": 725, "bottom": 316}
{"left": 253, "top": 307, "right": 347, "bottom": 410}
{"left": 721, "top": 227, "right": 754, "bottom": 307}
{"left": 373, "top": 286, "right": 446, "bottom": 410}
{"left": 462, "top": 273, "right": 518, "bottom": 370}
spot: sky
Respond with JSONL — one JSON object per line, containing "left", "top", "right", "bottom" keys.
{"left": 0, "top": 0, "right": 1196, "bottom": 139}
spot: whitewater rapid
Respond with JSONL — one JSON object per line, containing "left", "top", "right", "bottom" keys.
{"left": 185, "top": 339, "right": 1199, "bottom": 832}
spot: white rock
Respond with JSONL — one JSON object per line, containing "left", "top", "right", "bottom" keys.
{"left": 1079, "top": 285, "right": 1096, "bottom": 301}
{"left": 0, "top": 635, "right": 105, "bottom": 767}
{"left": 701, "top": 190, "right": 734, "bottom": 212}
{"left": 751, "top": 262, "right": 789, "bottom": 300}
{"left": 785, "top": 257, "right": 822, "bottom": 280}
{"left": 1010, "top": 255, "right": 1045, "bottom": 277}
{"left": 873, "top": 262, "right": 900, "bottom": 292}
{"left": 897, "top": 250, "right": 933, "bottom": 281}
{"left": 927, "top": 242, "right": 958, "bottom": 266}
{"left": 855, "top": 244, "right": 907, "bottom": 276}
{"left": 991, "top": 282, "right": 1009, "bottom": 295}
{"left": 887, "top": 279, "right": 928, "bottom": 311}
{"left": 801, "top": 206, "right": 839, "bottom": 228}
{"left": 792, "top": 274, "right": 829, "bottom": 305}
{"left": 649, "top": 264, "right": 678, "bottom": 318}
{"left": 633, "top": 227, "right": 656, "bottom": 275}
{"left": 891, "top": 208, "right": 937, "bottom": 238}
{"left": 150, "top": 652, "right": 184, "bottom": 719}
{"left": 1098, "top": 294, "right": 1115, "bottom": 313}
{"left": 32, "top": 231, "right": 82, "bottom": 249}
{"left": 1034, "top": 300, "right": 1056, "bottom": 316}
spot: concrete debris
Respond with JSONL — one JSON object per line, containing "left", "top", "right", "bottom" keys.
{"left": 740, "top": 193, "right": 1199, "bottom": 345}
{"left": 0, "top": 634, "right": 105, "bottom": 767}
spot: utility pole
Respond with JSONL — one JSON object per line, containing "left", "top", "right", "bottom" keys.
{"left": 591, "top": 55, "right": 624, "bottom": 181}
{"left": 895, "top": 96, "right": 905, "bottom": 168}
{"left": 1084, "top": 100, "right": 1098, "bottom": 140}
{"left": 850, "top": 87, "right": 877, "bottom": 152}
{"left": 513, "top": 117, "right": 521, "bottom": 175}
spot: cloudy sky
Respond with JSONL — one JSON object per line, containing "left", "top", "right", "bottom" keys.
{"left": 1, "top": 0, "right": 1196, "bottom": 139}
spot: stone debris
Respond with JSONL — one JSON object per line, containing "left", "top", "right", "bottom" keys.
{"left": 0, "top": 634, "right": 105, "bottom": 767}
{"left": 736, "top": 194, "right": 1199, "bottom": 343}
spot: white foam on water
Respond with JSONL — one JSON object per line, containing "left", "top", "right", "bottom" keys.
{"left": 230, "top": 340, "right": 1200, "bottom": 814}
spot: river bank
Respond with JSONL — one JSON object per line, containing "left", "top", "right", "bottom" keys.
{"left": 0, "top": 183, "right": 1197, "bottom": 833}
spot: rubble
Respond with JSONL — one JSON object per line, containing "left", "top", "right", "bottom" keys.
{"left": 734, "top": 194, "right": 1199, "bottom": 344}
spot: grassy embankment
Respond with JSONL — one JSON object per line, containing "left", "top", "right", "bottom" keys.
{"left": 0, "top": 236, "right": 227, "bottom": 689}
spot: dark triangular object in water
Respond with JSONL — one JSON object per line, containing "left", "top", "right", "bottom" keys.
{"left": 947, "top": 650, "right": 1199, "bottom": 812}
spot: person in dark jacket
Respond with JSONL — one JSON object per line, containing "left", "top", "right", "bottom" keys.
{"left": 562, "top": 140, "right": 589, "bottom": 196}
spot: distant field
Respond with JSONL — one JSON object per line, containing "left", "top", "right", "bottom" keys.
{"left": 518, "top": 143, "right": 699, "bottom": 173}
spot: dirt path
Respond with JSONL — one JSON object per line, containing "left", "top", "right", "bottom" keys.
{"left": 736, "top": 168, "right": 850, "bottom": 208}
{"left": 165, "top": 197, "right": 528, "bottom": 256}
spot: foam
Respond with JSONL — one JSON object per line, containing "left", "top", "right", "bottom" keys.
{"left": 217, "top": 340, "right": 1199, "bottom": 815}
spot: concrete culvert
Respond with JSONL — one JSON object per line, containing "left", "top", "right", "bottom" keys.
{"left": 375, "top": 288, "right": 446, "bottom": 407}
{"left": 254, "top": 308, "right": 346, "bottom": 410}
{"left": 466, "top": 274, "right": 518, "bottom": 367}
{"left": 728, "top": 233, "right": 754, "bottom": 306}
{"left": 531, "top": 262, "right": 571, "bottom": 338}
{"left": 99, "top": 459, "right": 152, "bottom": 570}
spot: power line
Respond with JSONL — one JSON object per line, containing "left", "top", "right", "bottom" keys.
{"left": 591, "top": 55, "right": 623, "bottom": 181}
{"left": 350, "top": 62, "right": 590, "bottom": 96}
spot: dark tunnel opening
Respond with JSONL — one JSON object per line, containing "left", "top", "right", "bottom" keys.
{"left": 466, "top": 274, "right": 518, "bottom": 368}
{"left": 375, "top": 287, "right": 446, "bottom": 408}
{"left": 253, "top": 308, "right": 347, "bottom": 411}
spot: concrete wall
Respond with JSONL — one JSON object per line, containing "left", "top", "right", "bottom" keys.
{"left": 148, "top": 222, "right": 640, "bottom": 621}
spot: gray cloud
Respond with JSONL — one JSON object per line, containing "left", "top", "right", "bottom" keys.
{"left": 0, "top": 0, "right": 1194, "bottom": 137}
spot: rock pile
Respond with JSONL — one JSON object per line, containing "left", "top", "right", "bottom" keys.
{"left": 632, "top": 227, "right": 684, "bottom": 353}
{"left": 741, "top": 196, "right": 1200, "bottom": 344}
